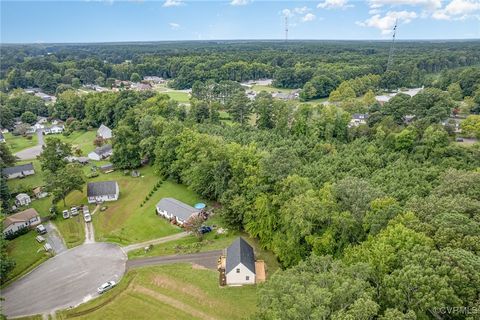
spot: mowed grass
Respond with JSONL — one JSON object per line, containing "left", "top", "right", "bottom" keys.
{"left": 4, "top": 132, "right": 38, "bottom": 153}
{"left": 58, "top": 264, "right": 257, "bottom": 320}
{"left": 164, "top": 91, "right": 190, "bottom": 103}
{"left": 53, "top": 214, "right": 86, "bottom": 248}
{"left": 61, "top": 165, "right": 203, "bottom": 245}
{"left": 4, "top": 232, "right": 51, "bottom": 285}
{"left": 52, "top": 130, "right": 97, "bottom": 156}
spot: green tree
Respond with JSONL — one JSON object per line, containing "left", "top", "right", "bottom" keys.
{"left": 0, "top": 234, "right": 15, "bottom": 284}
{"left": 460, "top": 115, "right": 480, "bottom": 138}
{"left": 227, "top": 91, "right": 251, "bottom": 125}
{"left": 447, "top": 82, "right": 463, "bottom": 101}
{"left": 20, "top": 111, "right": 37, "bottom": 125}
{"left": 46, "top": 164, "right": 85, "bottom": 206}
{"left": 38, "top": 137, "right": 72, "bottom": 173}
{"left": 0, "top": 143, "right": 16, "bottom": 167}
{"left": 130, "top": 73, "right": 141, "bottom": 82}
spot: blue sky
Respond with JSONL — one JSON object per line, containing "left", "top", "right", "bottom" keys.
{"left": 1, "top": 0, "right": 479, "bottom": 43}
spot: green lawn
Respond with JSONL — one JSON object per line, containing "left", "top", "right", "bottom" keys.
{"left": 53, "top": 214, "right": 86, "bottom": 248}
{"left": 164, "top": 91, "right": 190, "bottom": 103}
{"left": 4, "top": 231, "right": 51, "bottom": 286}
{"left": 60, "top": 165, "right": 204, "bottom": 245}
{"left": 52, "top": 130, "right": 97, "bottom": 156}
{"left": 58, "top": 264, "right": 257, "bottom": 320}
{"left": 4, "top": 132, "right": 38, "bottom": 154}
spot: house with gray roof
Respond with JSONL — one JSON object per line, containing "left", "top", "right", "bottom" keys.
{"left": 2, "top": 163, "right": 35, "bottom": 180}
{"left": 97, "top": 124, "right": 112, "bottom": 140}
{"left": 87, "top": 181, "right": 119, "bottom": 203}
{"left": 225, "top": 237, "right": 256, "bottom": 286}
{"left": 156, "top": 198, "right": 198, "bottom": 226}
{"left": 88, "top": 144, "right": 113, "bottom": 161}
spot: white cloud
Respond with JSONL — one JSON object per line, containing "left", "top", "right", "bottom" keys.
{"left": 357, "top": 10, "right": 417, "bottom": 34}
{"left": 317, "top": 0, "right": 353, "bottom": 9}
{"left": 294, "top": 6, "right": 310, "bottom": 14}
{"left": 367, "top": 0, "right": 442, "bottom": 10}
{"left": 230, "top": 0, "right": 250, "bottom": 6}
{"left": 169, "top": 22, "right": 180, "bottom": 30}
{"left": 163, "top": 0, "right": 183, "bottom": 7}
{"left": 302, "top": 13, "right": 317, "bottom": 21}
{"left": 282, "top": 9, "right": 293, "bottom": 17}
{"left": 433, "top": 0, "right": 480, "bottom": 20}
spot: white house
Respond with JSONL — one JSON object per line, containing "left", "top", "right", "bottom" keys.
{"left": 44, "top": 125, "right": 64, "bottom": 135}
{"left": 2, "top": 163, "right": 35, "bottom": 180}
{"left": 225, "top": 237, "right": 256, "bottom": 286}
{"left": 156, "top": 198, "right": 198, "bottom": 226}
{"left": 34, "top": 92, "right": 54, "bottom": 102}
{"left": 3, "top": 208, "right": 41, "bottom": 236}
{"left": 349, "top": 113, "right": 369, "bottom": 128}
{"left": 97, "top": 124, "right": 113, "bottom": 140}
{"left": 15, "top": 193, "right": 32, "bottom": 207}
{"left": 87, "top": 181, "right": 119, "bottom": 204}
{"left": 88, "top": 144, "right": 113, "bottom": 161}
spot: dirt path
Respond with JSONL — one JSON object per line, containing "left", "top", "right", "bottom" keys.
{"left": 132, "top": 285, "right": 217, "bottom": 320}
{"left": 122, "top": 232, "right": 188, "bottom": 253}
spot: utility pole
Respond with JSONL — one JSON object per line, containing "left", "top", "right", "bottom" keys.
{"left": 386, "top": 19, "right": 398, "bottom": 72}
{"left": 285, "top": 16, "right": 288, "bottom": 41}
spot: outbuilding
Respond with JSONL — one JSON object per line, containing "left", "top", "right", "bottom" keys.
{"left": 15, "top": 193, "right": 32, "bottom": 207}
{"left": 88, "top": 144, "right": 113, "bottom": 161}
{"left": 97, "top": 124, "right": 113, "bottom": 140}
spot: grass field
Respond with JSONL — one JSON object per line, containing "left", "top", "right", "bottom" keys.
{"left": 4, "top": 232, "right": 51, "bottom": 286}
{"left": 164, "top": 91, "right": 190, "bottom": 103}
{"left": 4, "top": 132, "right": 38, "bottom": 154}
{"left": 59, "top": 165, "right": 203, "bottom": 245}
{"left": 58, "top": 264, "right": 257, "bottom": 320}
{"left": 54, "top": 130, "right": 97, "bottom": 156}
{"left": 54, "top": 214, "right": 86, "bottom": 248}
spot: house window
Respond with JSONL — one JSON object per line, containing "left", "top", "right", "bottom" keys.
{"left": 236, "top": 268, "right": 240, "bottom": 273}
{"left": 246, "top": 276, "right": 250, "bottom": 281}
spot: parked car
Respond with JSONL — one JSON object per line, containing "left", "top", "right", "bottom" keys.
{"left": 36, "top": 224, "right": 47, "bottom": 234}
{"left": 456, "top": 138, "right": 464, "bottom": 142}
{"left": 71, "top": 207, "right": 79, "bottom": 216}
{"left": 62, "top": 210, "right": 70, "bottom": 219}
{"left": 198, "top": 226, "right": 212, "bottom": 234}
{"left": 83, "top": 205, "right": 90, "bottom": 214}
{"left": 97, "top": 280, "right": 116, "bottom": 294}
{"left": 36, "top": 235, "right": 45, "bottom": 243}
{"left": 44, "top": 243, "right": 53, "bottom": 252}
{"left": 84, "top": 213, "right": 92, "bottom": 223}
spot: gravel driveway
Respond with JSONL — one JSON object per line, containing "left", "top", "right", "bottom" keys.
{"left": 2, "top": 242, "right": 126, "bottom": 318}
{"left": 44, "top": 222, "right": 67, "bottom": 255}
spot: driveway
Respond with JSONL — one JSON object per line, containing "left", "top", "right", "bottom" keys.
{"left": 122, "top": 232, "right": 188, "bottom": 253}
{"left": 14, "top": 129, "right": 45, "bottom": 160}
{"left": 126, "top": 250, "right": 222, "bottom": 270}
{"left": 44, "top": 222, "right": 67, "bottom": 255}
{"left": 2, "top": 242, "right": 126, "bottom": 318}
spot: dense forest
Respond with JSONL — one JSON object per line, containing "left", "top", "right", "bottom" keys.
{"left": 1, "top": 41, "right": 480, "bottom": 319}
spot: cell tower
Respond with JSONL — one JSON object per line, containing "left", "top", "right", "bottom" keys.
{"left": 285, "top": 16, "right": 289, "bottom": 41}
{"left": 386, "top": 19, "right": 398, "bottom": 72}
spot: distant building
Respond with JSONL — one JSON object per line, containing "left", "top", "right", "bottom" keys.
{"left": 349, "top": 113, "right": 369, "bottom": 127}
{"left": 33, "top": 187, "right": 48, "bottom": 199}
{"left": 97, "top": 124, "right": 113, "bottom": 140}
{"left": 375, "top": 87, "right": 423, "bottom": 105}
{"left": 3, "top": 208, "right": 41, "bottom": 236}
{"left": 130, "top": 82, "right": 152, "bottom": 91}
{"left": 2, "top": 163, "right": 35, "bottom": 180}
{"left": 87, "top": 181, "right": 119, "bottom": 203}
{"left": 99, "top": 163, "right": 114, "bottom": 173}
{"left": 15, "top": 193, "right": 31, "bottom": 207}
{"left": 272, "top": 89, "right": 300, "bottom": 101}
{"left": 143, "top": 76, "right": 165, "bottom": 84}
{"left": 35, "top": 92, "right": 54, "bottom": 102}
{"left": 156, "top": 198, "right": 199, "bottom": 226}
{"left": 88, "top": 144, "right": 113, "bottom": 161}
{"left": 44, "top": 125, "right": 64, "bottom": 135}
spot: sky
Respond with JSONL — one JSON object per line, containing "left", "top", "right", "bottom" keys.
{"left": 1, "top": 0, "right": 479, "bottom": 43}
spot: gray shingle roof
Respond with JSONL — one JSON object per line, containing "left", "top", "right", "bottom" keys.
{"left": 2, "top": 163, "right": 34, "bottom": 176}
{"left": 156, "top": 198, "right": 198, "bottom": 222}
{"left": 97, "top": 124, "right": 112, "bottom": 137}
{"left": 226, "top": 237, "right": 255, "bottom": 274}
{"left": 87, "top": 181, "right": 118, "bottom": 197}
{"left": 93, "top": 144, "right": 112, "bottom": 156}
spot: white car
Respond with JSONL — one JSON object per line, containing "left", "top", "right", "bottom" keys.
{"left": 62, "top": 210, "right": 70, "bottom": 219}
{"left": 97, "top": 280, "right": 116, "bottom": 294}
{"left": 84, "top": 213, "right": 92, "bottom": 223}
{"left": 71, "top": 207, "right": 79, "bottom": 216}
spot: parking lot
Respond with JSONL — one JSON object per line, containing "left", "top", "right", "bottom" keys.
{"left": 2, "top": 242, "right": 126, "bottom": 318}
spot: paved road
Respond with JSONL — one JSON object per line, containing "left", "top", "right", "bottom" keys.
{"left": 44, "top": 222, "right": 67, "bottom": 255}
{"left": 2, "top": 243, "right": 126, "bottom": 318}
{"left": 126, "top": 250, "right": 222, "bottom": 270}
{"left": 122, "top": 232, "right": 188, "bottom": 253}
{"left": 14, "top": 129, "right": 45, "bottom": 160}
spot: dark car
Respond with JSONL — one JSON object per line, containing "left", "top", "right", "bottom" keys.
{"left": 198, "top": 226, "right": 212, "bottom": 234}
